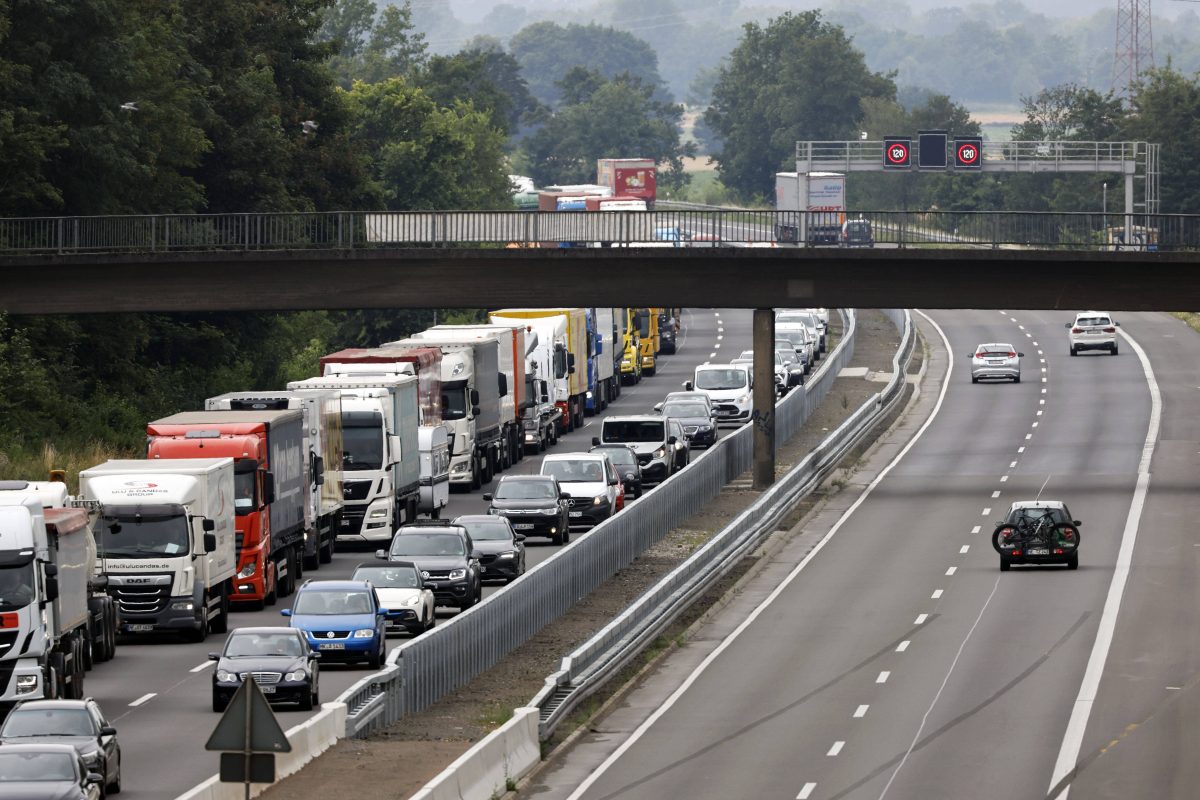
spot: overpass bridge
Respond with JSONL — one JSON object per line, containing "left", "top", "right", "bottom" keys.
{"left": 0, "top": 209, "right": 1198, "bottom": 315}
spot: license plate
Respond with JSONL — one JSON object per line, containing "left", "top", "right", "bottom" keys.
{"left": 126, "top": 624, "right": 154, "bottom": 632}
{"left": 513, "top": 523, "right": 534, "bottom": 530}
{"left": 1027, "top": 548, "right": 1049, "bottom": 556}
{"left": 259, "top": 685, "right": 276, "bottom": 694}
{"left": 318, "top": 643, "right": 345, "bottom": 650}
{"left": 569, "top": 511, "right": 582, "bottom": 518}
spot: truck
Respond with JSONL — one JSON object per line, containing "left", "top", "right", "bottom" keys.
{"left": 319, "top": 346, "right": 443, "bottom": 426}
{"left": 0, "top": 488, "right": 120, "bottom": 705}
{"left": 618, "top": 308, "right": 641, "bottom": 385}
{"left": 286, "top": 375, "right": 421, "bottom": 543}
{"left": 418, "top": 426, "right": 450, "bottom": 517}
{"left": 596, "top": 307, "right": 620, "bottom": 405}
{"left": 77, "top": 458, "right": 237, "bottom": 642}
{"left": 633, "top": 308, "right": 662, "bottom": 376}
{"left": 597, "top": 158, "right": 657, "bottom": 209}
{"left": 585, "top": 308, "right": 618, "bottom": 414}
{"left": 774, "top": 171, "right": 847, "bottom": 246}
{"left": 488, "top": 308, "right": 587, "bottom": 433}
{"left": 419, "top": 324, "right": 528, "bottom": 464}
{"left": 204, "top": 391, "right": 345, "bottom": 570}
{"left": 382, "top": 338, "right": 502, "bottom": 491}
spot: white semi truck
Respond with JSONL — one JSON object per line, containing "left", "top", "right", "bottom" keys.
{"left": 77, "top": 458, "right": 237, "bottom": 642}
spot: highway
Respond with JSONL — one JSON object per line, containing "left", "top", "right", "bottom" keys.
{"left": 81, "top": 308, "right": 755, "bottom": 799}
{"left": 528, "top": 309, "right": 1197, "bottom": 800}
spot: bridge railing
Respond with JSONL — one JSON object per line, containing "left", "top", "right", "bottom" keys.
{"left": 0, "top": 210, "right": 1195, "bottom": 253}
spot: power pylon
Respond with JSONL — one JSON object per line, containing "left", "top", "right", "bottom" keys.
{"left": 1113, "top": 0, "right": 1154, "bottom": 101}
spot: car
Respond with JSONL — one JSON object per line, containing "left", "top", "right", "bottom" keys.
{"left": 0, "top": 699, "right": 120, "bottom": 796}
{"left": 776, "top": 324, "right": 816, "bottom": 370}
{"left": 281, "top": 579, "right": 388, "bottom": 667}
{"left": 540, "top": 453, "right": 620, "bottom": 529}
{"left": 686, "top": 364, "right": 753, "bottom": 426}
{"left": 969, "top": 343, "right": 1023, "bottom": 383}
{"left": 992, "top": 500, "right": 1081, "bottom": 571}
{"left": 594, "top": 416, "right": 677, "bottom": 486}
{"left": 485, "top": 474, "right": 572, "bottom": 545}
{"left": 1067, "top": 311, "right": 1120, "bottom": 355}
{"left": 589, "top": 443, "right": 644, "bottom": 499}
{"left": 659, "top": 323, "right": 677, "bottom": 355}
{"left": 452, "top": 515, "right": 527, "bottom": 583}
{"left": 351, "top": 561, "right": 436, "bottom": 634}
{"left": 778, "top": 309, "right": 826, "bottom": 352}
{"left": 729, "top": 349, "right": 753, "bottom": 367}
{"left": 839, "top": 218, "right": 875, "bottom": 248}
{"left": 659, "top": 397, "right": 719, "bottom": 449}
{"left": 209, "top": 627, "right": 319, "bottom": 712}
{"left": 666, "top": 418, "right": 691, "bottom": 470}
{"left": 380, "top": 521, "right": 483, "bottom": 608}
{"left": 0, "top": 743, "right": 103, "bottom": 799}
{"left": 659, "top": 390, "right": 714, "bottom": 417}
{"left": 775, "top": 339, "right": 806, "bottom": 385}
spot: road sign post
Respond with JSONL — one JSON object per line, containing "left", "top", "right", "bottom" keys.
{"left": 206, "top": 677, "right": 293, "bottom": 799}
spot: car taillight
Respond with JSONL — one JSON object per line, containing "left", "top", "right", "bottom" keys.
{"left": 976, "top": 352, "right": 986, "bottom": 358}
{"left": 1072, "top": 327, "right": 1083, "bottom": 333}
{"left": 1007, "top": 352, "right": 1016, "bottom": 358}
{"left": 1103, "top": 327, "right": 1116, "bottom": 333}
{"left": 1061, "top": 528, "right": 1076, "bottom": 540}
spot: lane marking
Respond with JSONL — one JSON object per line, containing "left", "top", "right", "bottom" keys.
{"left": 709, "top": 352, "right": 716, "bottom": 359}
{"left": 991, "top": 490, "right": 1001, "bottom": 498}
{"left": 946, "top": 566, "right": 957, "bottom": 576}
{"left": 1049, "top": 326, "right": 1161, "bottom": 800}
{"left": 717, "top": 335, "right": 723, "bottom": 340}
{"left": 1033, "top": 341, "right": 1039, "bottom": 346}
{"left": 981, "top": 508, "right": 991, "bottom": 516}
{"left": 1042, "top": 377, "right": 1048, "bottom": 383}
{"left": 1042, "top": 388, "right": 1047, "bottom": 393}
{"left": 1010, "top": 317, "right": 1017, "bottom": 322}
{"left": 914, "top": 614, "right": 928, "bottom": 625}
{"left": 1018, "top": 446, "right": 1026, "bottom": 453}
{"left": 129, "top": 693, "right": 156, "bottom": 707}
{"left": 1040, "top": 399, "right": 1045, "bottom": 405}
{"left": 959, "top": 545, "right": 970, "bottom": 554}
{"left": 931, "top": 589, "right": 944, "bottom": 599}
{"left": 190, "top": 661, "right": 215, "bottom": 673}
{"left": 1038, "top": 410, "right": 1043, "bottom": 416}
{"left": 1010, "top": 461, "right": 1018, "bottom": 468}
{"left": 971, "top": 525, "right": 981, "bottom": 534}
{"left": 827, "top": 741, "right": 845, "bottom": 757}
{"left": 896, "top": 640, "right": 911, "bottom": 653}
{"left": 878, "top": 670, "right": 892, "bottom": 683}
{"left": 1000, "top": 475, "right": 1009, "bottom": 482}
{"left": 1025, "top": 433, "right": 1033, "bottom": 440}
{"left": 1033, "top": 422, "right": 1039, "bottom": 428}
{"left": 797, "top": 783, "right": 817, "bottom": 800}
{"left": 560, "top": 309, "right": 958, "bottom": 800}
{"left": 854, "top": 705, "right": 870, "bottom": 718}
{"left": 879, "top": 576, "right": 1002, "bottom": 799}
{"left": 1018, "top": 325, "right": 1025, "bottom": 330}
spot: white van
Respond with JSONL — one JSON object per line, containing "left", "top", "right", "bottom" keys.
{"left": 540, "top": 452, "right": 620, "bottom": 528}
{"left": 687, "top": 364, "right": 753, "bottom": 426}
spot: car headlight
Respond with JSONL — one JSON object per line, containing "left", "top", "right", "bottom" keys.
{"left": 451, "top": 462, "right": 470, "bottom": 474}
{"left": 404, "top": 595, "right": 422, "bottom": 606}
{"left": 284, "top": 669, "right": 308, "bottom": 682}
{"left": 541, "top": 507, "right": 561, "bottom": 516}
{"left": 15, "top": 675, "right": 38, "bottom": 694}
{"left": 497, "top": 551, "right": 515, "bottom": 560}
{"left": 621, "top": 360, "right": 632, "bottom": 367}
{"left": 171, "top": 600, "right": 194, "bottom": 611}
{"left": 237, "top": 562, "right": 257, "bottom": 578}
{"left": 625, "top": 471, "right": 637, "bottom": 481}
{"left": 448, "top": 568, "right": 467, "bottom": 581}
{"left": 738, "top": 393, "right": 752, "bottom": 405}
{"left": 654, "top": 446, "right": 667, "bottom": 459}
{"left": 352, "top": 629, "right": 376, "bottom": 639}
{"left": 369, "top": 508, "right": 388, "bottom": 519}
{"left": 216, "top": 670, "right": 237, "bottom": 682}
{"left": 80, "top": 751, "right": 102, "bottom": 767}
{"left": 591, "top": 495, "right": 604, "bottom": 505}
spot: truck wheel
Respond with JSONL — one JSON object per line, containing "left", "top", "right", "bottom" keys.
{"left": 102, "top": 598, "right": 118, "bottom": 663}
{"left": 280, "top": 550, "right": 297, "bottom": 597}
{"left": 645, "top": 365, "right": 656, "bottom": 377}
{"left": 184, "top": 602, "right": 209, "bottom": 643}
{"left": 319, "top": 533, "right": 334, "bottom": 565}
{"left": 82, "top": 629, "right": 95, "bottom": 672}
{"left": 210, "top": 589, "right": 229, "bottom": 634}
{"left": 470, "top": 460, "right": 481, "bottom": 491}
{"left": 304, "top": 549, "right": 320, "bottom": 572}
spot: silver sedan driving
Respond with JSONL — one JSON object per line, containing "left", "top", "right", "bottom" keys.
{"left": 969, "top": 343, "right": 1023, "bottom": 383}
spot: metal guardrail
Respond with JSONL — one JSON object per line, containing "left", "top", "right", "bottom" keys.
{"left": 335, "top": 311, "right": 859, "bottom": 739}
{"left": 532, "top": 309, "right": 911, "bottom": 739}
{"left": 0, "top": 210, "right": 1194, "bottom": 253}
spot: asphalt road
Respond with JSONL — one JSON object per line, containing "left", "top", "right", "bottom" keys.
{"left": 81, "top": 308, "right": 754, "bottom": 799}
{"left": 529, "top": 309, "right": 1196, "bottom": 800}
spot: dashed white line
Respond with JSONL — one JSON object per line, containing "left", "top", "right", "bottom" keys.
{"left": 129, "top": 693, "right": 156, "bottom": 707}
{"left": 797, "top": 783, "right": 817, "bottom": 800}
{"left": 878, "top": 670, "right": 893, "bottom": 683}
{"left": 709, "top": 352, "right": 716, "bottom": 358}
{"left": 1038, "top": 349, "right": 1043, "bottom": 355}
{"left": 1018, "top": 324, "right": 1025, "bottom": 330}
{"left": 971, "top": 525, "right": 981, "bottom": 534}
{"left": 1018, "top": 446, "right": 1026, "bottom": 453}
{"left": 1037, "top": 410, "right": 1043, "bottom": 416}
{"left": 1009, "top": 317, "right": 1017, "bottom": 322}
{"left": 981, "top": 508, "right": 991, "bottom": 516}
{"left": 1000, "top": 475, "right": 1009, "bottom": 482}
{"left": 991, "top": 490, "right": 1001, "bottom": 498}
{"left": 960, "top": 545, "right": 970, "bottom": 554}
{"left": 717, "top": 335, "right": 723, "bottom": 340}
{"left": 946, "top": 566, "right": 957, "bottom": 576}
{"left": 854, "top": 704, "right": 870, "bottom": 718}
{"left": 1025, "top": 433, "right": 1033, "bottom": 440}
{"left": 1042, "top": 377, "right": 1048, "bottom": 383}
{"left": 1010, "top": 461, "right": 1018, "bottom": 468}
{"left": 913, "top": 614, "right": 928, "bottom": 626}
{"left": 1033, "top": 341, "right": 1039, "bottom": 346}
{"left": 1033, "top": 422, "right": 1039, "bottom": 428}
{"left": 1040, "top": 399, "right": 1045, "bottom": 405}
{"left": 190, "top": 661, "right": 215, "bottom": 673}
{"left": 931, "top": 589, "right": 944, "bottom": 599}
{"left": 896, "top": 640, "right": 911, "bottom": 652}
{"left": 1042, "top": 388, "right": 1047, "bottom": 393}
{"left": 827, "top": 741, "right": 845, "bottom": 757}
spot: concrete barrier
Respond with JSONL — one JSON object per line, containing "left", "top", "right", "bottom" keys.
{"left": 409, "top": 707, "right": 542, "bottom": 800}
{"left": 174, "top": 702, "right": 347, "bottom": 800}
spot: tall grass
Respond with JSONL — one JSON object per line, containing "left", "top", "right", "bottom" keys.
{"left": 0, "top": 441, "right": 138, "bottom": 493}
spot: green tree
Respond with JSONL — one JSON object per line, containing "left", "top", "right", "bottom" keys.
{"left": 704, "top": 11, "right": 895, "bottom": 201}
{"left": 418, "top": 48, "right": 541, "bottom": 136}
{"left": 519, "top": 68, "right": 694, "bottom": 191}
{"left": 320, "top": 0, "right": 426, "bottom": 87}
{"left": 1124, "top": 67, "right": 1200, "bottom": 213}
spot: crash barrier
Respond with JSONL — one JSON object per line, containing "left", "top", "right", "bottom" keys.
{"left": 336, "top": 311, "right": 859, "bottom": 741}
{"left": 531, "top": 309, "right": 911, "bottom": 739}
{"left": 0, "top": 210, "right": 1190, "bottom": 252}
{"left": 408, "top": 707, "right": 541, "bottom": 800}
{"left": 173, "top": 702, "right": 347, "bottom": 800}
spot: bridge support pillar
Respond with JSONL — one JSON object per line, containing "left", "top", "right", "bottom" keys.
{"left": 753, "top": 308, "right": 776, "bottom": 491}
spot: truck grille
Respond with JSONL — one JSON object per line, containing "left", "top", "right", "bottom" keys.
{"left": 109, "top": 574, "right": 173, "bottom": 615}
{"left": 342, "top": 480, "right": 373, "bottom": 502}
{"left": 339, "top": 508, "right": 365, "bottom": 535}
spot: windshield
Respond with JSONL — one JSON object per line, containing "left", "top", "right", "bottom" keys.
{"left": 695, "top": 369, "right": 747, "bottom": 390}
{"left": 662, "top": 402, "right": 709, "bottom": 418}
{"left": 0, "top": 563, "right": 35, "bottom": 612}
{"left": 1077, "top": 316, "right": 1111, "bottom": 327}
{"left": 1, "top": 708, "right": 93, "bottom": 737}
{"left": 0, "top": 751, "right": 76, "bottom": 781}
{"left": 98, "top": 511, "right": 190, "bottom": 559}
{"left": 390, "top": 533, "right": 466, "bottom": 557}
{"left": 780, "top": 330, "right": 808, "bottom": 346}
{"left": 224, "top": 632, "right": 304, "bottom": 657}
{"left": 443, "top": 387, "right": 468, "bottom": 421}
{"left": 593, "top": 447, "right": 635, "bottom": 466}
{"left": 354, "top": 565, "right": 421, "bottom": 588}
{"left": 495, "top": 480, "right": 558, "bottom": 500}
{"left": 603, "top": 421, "right": 665, "bottom": 443}
{"left": 458, "top": 521, "right": 512, "bottom": 541}
{"left": 293, "top": 590, "right": 373, "bottom": 615}
{"left": 342, "top": 417, "right": 383, "bottom": 471}
{"left": 234, "top": 471, "right": 256, "bottom": 516}
{"left": 542, "top": 460, "right": 605, "bottom": 483}
{"left": 778, "top": 312, "right": 817, "bottom": 327}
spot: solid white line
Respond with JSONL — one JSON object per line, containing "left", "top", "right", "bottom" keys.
{"left": 896, "top": 640, "right": 911, "bottom": 652}
{"left": 877, "top": 670, "right": 892, "bottom": 683}
{"left": 1049, "top": 327, "right": 1161, "bottom": 799}
{"left": 878, "top": 576, "right": 1002, "bottom": 799}
{"left": 971, "top": 525, "right": 981, "bottom": 534}
{"left": 991, "top": 490, "right": 1001, "bottom": 498}
{"left": 797, "top": 783, "right": 817, "bottom": 800}
{"left": 959, "top": 545, "right": 970, "bottom": 554}
{"left": 945, "top": 566, "right": 957, "bottom": 576}
{"left": 827, "top": 740, "right": 845, "bottom": 756}
{"left": 561, "top": 309, "right": 959, "bottom": 800}
{"left": 854, "top": 704, "right": 870, "bottom": 718}
{"left": 190, "top": 661, "right": 215, "bottom": 673}
{"left": 129, "top": 693, "right": 156, "bottom": 707}
{"left": 931, "top": 589, "right": 944, "bottom": 599}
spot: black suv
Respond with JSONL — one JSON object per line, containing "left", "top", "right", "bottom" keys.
{"left": 378, "top": 521, "right": 482, "bottom": 609}
{"left": 589, "top": 444, "right": 643, "bottom": 498}
{"left": 485, "top": 474, "right": 572, "bottom": 545}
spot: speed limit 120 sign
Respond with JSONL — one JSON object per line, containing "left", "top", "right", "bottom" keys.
{"left": 955, "top": 137, "right": 983, "bottom": 170}
{"left": 883, "top": 137, "right": 911, "bottom": 169}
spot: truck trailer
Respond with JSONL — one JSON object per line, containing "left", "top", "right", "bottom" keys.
{"left": 774, "top": 171, "right": 847, "bottom": 246}
{"left": 488, "top": 309, "right": 587, "bottom": 432}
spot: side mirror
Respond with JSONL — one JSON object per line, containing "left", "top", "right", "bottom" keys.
{"left": 560, "top": 492, "right": 570, "bottom": 501}
{"left": 470, "top": 389, "right": 480, "bottom": 405}
{"left": 667, "top": 436, "right": 677, "bottom": 445}
{"left": 608, "top": 477, "right": 618, "bottom": 486}
{"left": 472, "top": 406, "right": 481, "bottom": 417}
{"left": 1064, "top": 322, "right": 1072, "bottom": 328}
{"left": 45, "top": 575, "right": 59, "bottom": 603}
{"left": 202, "top": 518, "right": 216, "bottom": 532}
{"left": 1115, "top": 321, "right": 1121, "bottom": 326}
{"left": 208, "top": 652, "right": 220, "bottom": 661}
{"left": 389, "top": 434, "right": 402, "bottom": 462}
{"left": 376, "top": 607, "right": 387, "bottom": 616}
{"left": 263, "top": 474, "right": 276, "bottom": 505}
{"left": 482, "top": 493, "right": 493, "bottom": 501}
{"left": 1018, "top": 352, "right": 1025, "bottom": 358}
{"left": 591, "top": 436, "right": 601, "bottom": 447}
{"left": 514, "top": 534, "right": 526, "bottom": 542}
{"left": 683, "top": 381, "right": 694, "bottom": 391}
{"left": 280, "top": 609, "right": 292, "bottom": 617}
{"left": 204, "top": 532, "right": 217, "bottom": 553}
{"left": 375, "top": 549, "right": 388, "bottom": 560}
{"left": 541, "top": 394, "right": 550, "bottom": 403}
{"left": 966, "top": 353, "right": 976, "bottom": 358}
{"left": 86, "top": 773, "right": 104, "bottom": 786}
{"left": 1073, "top": 520, "right": 1082, "bottom": 526}
{"left": 653, "top": 402, "right": 663, "bottom": 411}
{"left": 308, "top": 651, "right": 321, "bottom": 660}
{"left": 471, "top": 550, "right": 482, "bottom": 560}
{"left": 498, "top": 374, "right": 508, "bottom": 396}
{"left": 568, "top": 353, "right": 576, "bottom": 371}
{"left": 100, "top": 726, "right": 117, "bottom": 737}
{"left": 314, "top": 455, "right": 325, "bottom": 486}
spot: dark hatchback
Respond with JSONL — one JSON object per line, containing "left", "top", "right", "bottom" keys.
{"left": 453, "top": 515, "right": 527, "bottom": 582}
{"left": 589, "top": 444, "right": 643, "bottom": 498}
{"left": 209, "top": 627, "right": 319, "bottom": 712}
{"left": 0, "top": 743, "right": 102, "bottom": 800}
{"left": 660, "top": 399, "right": 718, "bottom": 449}
{"left": 0, "top": 699, "right": 120, "bottom": 796}
{"left": 485, "top": 475, "right": 572, "bottom": 545}
{"left": 381, "top": 521, "right": 483, "bottom": 609}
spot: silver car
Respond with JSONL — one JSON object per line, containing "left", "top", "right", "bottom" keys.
{"left": 969, "top": 343, "right": 1023, "bottom": 383}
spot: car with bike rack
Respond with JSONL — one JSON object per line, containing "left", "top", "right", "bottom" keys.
{"left": 991, "top": 500, "right": 1081, "bottom": 571}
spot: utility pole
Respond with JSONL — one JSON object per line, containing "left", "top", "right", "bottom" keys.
{"left": 1113, "top": 0, "right": 1154, "bottom": 102}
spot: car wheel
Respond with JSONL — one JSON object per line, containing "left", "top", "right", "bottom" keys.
{"left": 1013, "top": 375, "right": 1021, "bottom": 383}
{"left": 1111, "top": 344, "right": 1119, "bottom": 355}
{"left": 212, "top": 693, "right": 228, "bottom": 713}
{"left": 551, "top": 531, "right": 563, "bottom": 545}
{"left": 425, "top": 609, "right": 436, "bottom": 631}
{"left": 367, "top": 641, "right": 384, "bottom": 669}
{"left": 1070, "top": 345, "right": 1078, "bottom": 356}
{"left": 999, "top": 559, "right": 1011, "bottom": 572}
{"left": 299, "top": 685, "right": 314, "bottom": 711}
{"left": 1066, "top": 554, "right": 1079, "bottom": 570}
{"left": 106, "top": 755, "right": 121, "bottom": 795}
{"left": 971, "top": 376, "right": 979, "bottom": 384}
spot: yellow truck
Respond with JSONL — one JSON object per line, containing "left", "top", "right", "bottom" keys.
{"left": 489, "top": 308, "right": 588, "bottom": 433}
{"left": 619, "top": 308, "right": 642, "bottom": 385}
{"left": 633, "top": 308, "right": 661, "bottom": 376}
